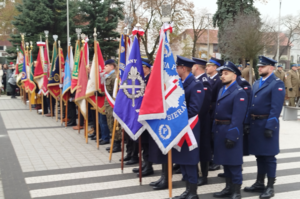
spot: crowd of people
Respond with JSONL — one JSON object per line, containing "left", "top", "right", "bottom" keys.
{"left": 5, "top": 54, "right": 289, "bottom": 199}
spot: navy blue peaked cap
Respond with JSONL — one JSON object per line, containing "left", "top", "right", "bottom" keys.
{"left": 217, "top": 61, "right": 241, "bottom": 76}
{"left": 192, "top": 58, "right": 207, "bottom": 66}
{"left": 141, "top": 58, "right": 152, "bottom": 68}
{"left": 105, "top": 59, "right": 115, "bottom": 65}
{"left": 207, "top": 57, "right": 223, "bottom": 67}
{"left": 258, "top": 56, "right": 277, "bottom": 66}
{"left": 176, "top": 55, "right": 196, "bottom": 68}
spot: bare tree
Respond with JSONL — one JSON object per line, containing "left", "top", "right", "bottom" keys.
{"left": 219, "top": 13, "right": 277, "bottom": 84}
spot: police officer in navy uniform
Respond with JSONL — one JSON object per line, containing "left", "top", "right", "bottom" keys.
{"left": 244, "top": 56, "right": 285, "bottom": 199}
{"left": 217, "top": 69, "right": 253, "bottom": 179}
{"left": 192, "top": 58, "right": 212, "bottom": 186}
{"left": 206, "top": 57, "right": 224, "bottom": 171}
{"left": 173, "top": 56, "right": 205, "bottom": 199}
{"left": 212, "top": 61, "right": 248, "bottom": 199}
{"left": 132, "top": 58, "right": 154, "bottom": 176}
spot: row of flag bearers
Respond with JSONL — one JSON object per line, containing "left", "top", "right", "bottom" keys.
{"left": 14, "top": 24, "right": 285, "bottom": 199}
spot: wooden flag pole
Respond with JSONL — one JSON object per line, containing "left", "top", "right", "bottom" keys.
{"left": 168, "top": 151, "right": 173, "bottom": 199}
{"left": 78, "top": 107, "right": 80, "bottom": 134}
{"left": 85, "top": 101, "right": 88, "bottom": 144}
{"left": 121, "top": 129, "right": 125, "bottom": 173}
{"left": 41, "top": 95, "right": 44, "bottom": 116}
{"left": 65, "top": 100, "right": 68, "bottom": 128}
{"left": 109, "top": 119, "right": 118, "bottom": 162}
{"left": 55, "top": 99, "right": 58, "bottom": 122}
{"left": 139, "top": 137, "right": 142, "bottom": 185}
{"left": 29, "top": 93, "right": 32, "bottom": 111}
{"left": 50, "top": 96, "right": 53, "bottom": 118}
{"left": 93, "top": 28, "right": 100, "bottom": 149}
{"left": 58, "top": 41, "right": 63, "bottom": 126}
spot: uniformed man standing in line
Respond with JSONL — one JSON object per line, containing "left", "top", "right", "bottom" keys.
{"left": 212, "top": 61, "right": 248, "bottom": 199}
{"left": 192, "top": 58, "right": 212, "bottom": 186}
{"left": 206, "top": 57, "right": 223, "bottom": 171}
{"left": 173, "top": 56, "right": 205, "bottom": 199}
{"left": 285, "top": 64, "right": 300, "bottom": 107}
{"left": 244, "top": 56, "right": 285, "bottom": 199}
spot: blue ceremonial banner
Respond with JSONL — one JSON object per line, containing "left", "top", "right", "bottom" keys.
{"left": 113, "top": 36, "right": 146, "bottom": 140}
{"left": 21, "top": 54, "right": 27, "bottom": 81}
{"left": 138, "top": 32, "right": 190, "bottom": 155}
{"left": 62, "top": 55, "right": 71, "bottom": 94}
{"left": 119, "top": 34, "right": 126, "bottom": 79}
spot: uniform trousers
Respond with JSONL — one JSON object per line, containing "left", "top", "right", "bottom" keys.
{"left": 180, "top": 165, "right": 198, "bottom": 184}
{"left": 256, "top": 155, "right": 277, "bottom": 178}
{"left": 288, "top": 97, "right": 295, "bottom": 107}
{"left": 223, "top": 165, "right": 243, "bottom": 184}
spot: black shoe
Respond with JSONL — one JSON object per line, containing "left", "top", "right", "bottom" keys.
{"left": 175, "top": 168, "right": 181, "bottom": 174}
{"left": 120, "top": 153, "right": 131, "bottom": 162}
{"left": 91, "top": 136, "right": 97, "bottom": 140}
{"left": 106, "top": 147, "right": 110, "bottom": 151}
{"left": 67, "top": 121, "right": 77, "bottom": 126}
{"left": 107, "top": 141, "right": 121, "bottom": 153}
{"left": 213, "top": 178, "right": 232, "bottom": 198}
{"left": 136, "top": 162, "right": 154, "bottom": 177}
{"left": 259, "top": 178, "right": 275, "bottom": 199}
{"left": 88, "top": 133, "right": 96, "bottom": 138}
{"left": 230, "top": 184, "right": 241, "bottom": 199}
{"left": 174, "top": 181, "right": 189, "bottom": 199}
{"left": 218, "top": 173, "right": 226, "bottom": 178}
{"left": 185, "top": 183, "right": 199, "bottom": 199}
{"left": 209, "top": 164, "right": 221, "bottom": 171}
{"left": 99, "top": 140, "right": 109, "bottom": 145}
{"left": 153, "top": 163, "right": 168, "bottom": 190}
{"left": 244, "top": 174, "right": 265, "bottom": 193}
{"left": 133, "top": 161, "right": 146, "bottom": 173}
{"left": 198, "top": 162, "right": 209, "bottom": 186}
{"left": 125, "top": 157, "right": 139, "bottom": 165}
{"left": 173, "top": 164, "right": 180, "bottom": 171}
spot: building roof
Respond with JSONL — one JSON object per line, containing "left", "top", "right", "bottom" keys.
{"left": 0, "top": 40, "right": 12, "bottom": 46}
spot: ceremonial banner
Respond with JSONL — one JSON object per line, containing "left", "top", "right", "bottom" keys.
{"left": 28, "top": 50, "right": 36, "bottom": 93}
{"left": 50, "top": 42, "right": 57, "bottom": 74}
{"left": 71, "top": 40, "right": 80, "bottom": 93}
{"left": 21, "top": 50, "right": 28, "bottom": 90}
{"left": 15, "top": 48, "right": 24, "bottom": 87}
{"left": 62, "top": 55, "right": 71, "bottom": 103}
{"left": 74, "top": 53, "right": 88, "bottom": 120}
{"left": 69, "top": 46, "right": 74, "bottom": 72}
{"left": 47, "top": 57, "right": 60, "bottom": 99}
{"left": 138, "top": 32, "right": 190, "bottom": 155}
{"left": 86, "top": 42, "right": 105, "bottom": 113}
{"left": 119, "top": 34, "right": 126, "bottom": 79}
{"left": 113, "top": 36, "right": 145, "bottom": 140}
{"left": 40, "top": 43, "right": 50, "bottom": 95}
{"left": 34, "top": 42, "right": 45, "bottom": 91}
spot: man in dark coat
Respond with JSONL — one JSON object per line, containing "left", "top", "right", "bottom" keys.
{"left": 172, "top": 56, "right": 205, "bottom": 199}
{"left": 244, "top": 56, "right": 285, "bottom": 199}
{"left": 206, "top": 57, "right": 224, "bottom": 171}
{"left": 212, "top": 61, "right": 248, "bottom": 199}
{"left": 192, "top": 58, "right": 212, "bottom": 186}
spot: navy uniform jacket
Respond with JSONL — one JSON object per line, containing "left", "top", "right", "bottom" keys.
{"left": 196, "top": 74, "right": 212, "bottom": 162}
{"left": 209, "top": 73, "right": 223, "bottom": 121}
{"left": 212, "top": 82, "right": 248, "bottom": 165}
{"left": 245, "top": 74, "right": 285, "bottom": 156}
{"left": 172, "top": 74, "right": 205, "bottom": 165}
{"left": 236, "top": 76, "right": 252, "bottom": 155}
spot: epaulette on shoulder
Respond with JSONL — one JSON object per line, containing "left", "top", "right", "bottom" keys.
{"left": 276, "top": 78, "right": 280, "bottom": 81}
{"left": 238, "top": 88, "right": 243, "bottom": 90}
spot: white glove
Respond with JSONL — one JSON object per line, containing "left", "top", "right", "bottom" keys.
{"left": 59, "top": 84, "right": 63, "bottom": 88}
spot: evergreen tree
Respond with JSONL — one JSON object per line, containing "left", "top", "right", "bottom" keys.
{"left": 79, "top": 0, "right": 124, "bottom": 60}
{"left": 7, "top": 0, "right": 80, "bottom": 61}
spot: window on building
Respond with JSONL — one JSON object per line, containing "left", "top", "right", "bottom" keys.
{"left": 213, "top": 44, "right": 219, "bottom": 53}
{"left": 0, "top": 46, "right": 4, "bottom": 50}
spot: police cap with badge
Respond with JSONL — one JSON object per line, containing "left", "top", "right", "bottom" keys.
{"left": 176, "top": 55, "right": 196, "bottom": 67}
{"left": 105, "top": 59, "right": 115, "bottom": 65}
{"left": 142, "top": 58, "right": 152, "bottom": 68}
{"left": 217, "top": 61, "right": 241, "bottom": 76}
{"left": 192, "top": 58, "right": 207, "bottom": 66}
{"left": 207, "top": 57, "right": 223, "bottom": 67}
{"left": 257, "top": 56, "right": 277, "bottom": 67}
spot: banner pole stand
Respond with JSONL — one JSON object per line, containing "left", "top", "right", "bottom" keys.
{"left": 109, "top": 119, "right": 117, "bottom": 162}
{"left": 168, "top": 150, "right": 173, "bottom": 199}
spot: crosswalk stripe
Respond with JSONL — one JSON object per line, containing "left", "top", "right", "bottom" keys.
{"left": 29, "top": 161, "right": 300, "bottom": 198}
{"left": 243, "top": 152, "right": 300, "bottom": 162}
{"left": 93, "top": 174, "right": 300, "bottom": 199}
{"left": 243, "top": 190, "right": 300, "bottom": 199}
{"left": 25, "top": 158, "right": 300, "bottom": 185}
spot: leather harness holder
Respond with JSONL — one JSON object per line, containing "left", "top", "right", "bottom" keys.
{"left": 215, "top": 119, "right": 231, "bottom": 125}
{"left": 251, "top": 114, "right": 269, "bottom": 120}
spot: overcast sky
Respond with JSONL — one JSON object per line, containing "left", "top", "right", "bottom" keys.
{"left": 193, "top": 0, "right": 300, "bottom": 20}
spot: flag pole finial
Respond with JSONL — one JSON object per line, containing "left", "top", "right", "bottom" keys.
{"left": 81, "top": 33, "right": 86, "bottom": 44}
{"left": 58, "top": 40, "right": 61, "bottom": 48}
{"left": 44, "top": 30, "right": 49, "bottom": 38}
{"left": 40, "top": 35, "right": 42, "bottom": 42}
{"left": 26, "top": 42, "right": 29, "bottom": 50}
{"left": 30, "top": 41, "right": 33, "bottom": 50}
{"left": 20, "top": 33, "right": 25, "bottom": 41}
{"left": 53, "top": 35, "right": 58, "bottom": 42}
{"left": 76, "top": 28, "right": 82, "bottom": 41}
{"left": 93, "top": 28, "right": 97, "bottom": 40}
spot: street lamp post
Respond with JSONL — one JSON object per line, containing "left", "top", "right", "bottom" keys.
{"left": 277, "top": 0, "right": 282, "bottom": 64}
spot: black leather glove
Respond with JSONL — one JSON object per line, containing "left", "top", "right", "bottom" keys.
{"left": 264, "top": 129, "right": 273, "bottom": 138}
{"left": 243, "top": 125, "right": 250, "bottom": 135}
{"left": 289, "top": 88, "right": 293, "bottom": 91}
{"left": 99, "top": 92, "right": 105, "bottom": 97}
{"left": 225, "top": 139, "right": 235, "bottom": 149}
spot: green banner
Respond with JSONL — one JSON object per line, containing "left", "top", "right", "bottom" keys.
{"left": 72, "top": 41, "right": 80, "bottom": 79}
